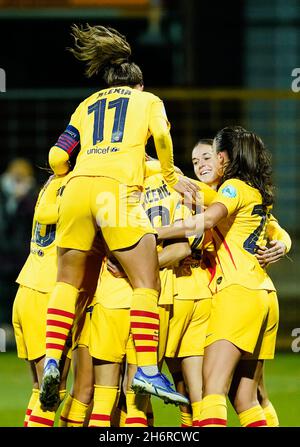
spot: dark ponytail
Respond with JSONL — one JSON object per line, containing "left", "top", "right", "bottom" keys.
{"left": 215, "top": 126, "right": 274, "bottom": 206}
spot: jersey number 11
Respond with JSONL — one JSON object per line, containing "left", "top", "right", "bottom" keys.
{"left": 88, "top": 97, "right": 129, "bottom": 145}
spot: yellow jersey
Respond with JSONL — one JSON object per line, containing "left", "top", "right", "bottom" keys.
{"left": 188, "top": 178, "right": 218, "bottom": 207}
{"left": 209, "top": 178, "right": 275, "bottom": 292}
{"left": 52, "top": 87, "right": 177, "bottom": 187}
{"left": 16, "top": 175, "right": 66, "bottom": 293}
{"left": 266, "top": 214, "right": 292, "bottom": 253}
{"left": 143, "top": 173, "right": 185, "bottom": 305}
{"left": 174, "top": 201, "right": 212, "bottom": 300}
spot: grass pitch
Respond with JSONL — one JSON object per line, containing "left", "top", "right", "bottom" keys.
{"left": 0, "top": 351, "right": 299, "bottom": 427}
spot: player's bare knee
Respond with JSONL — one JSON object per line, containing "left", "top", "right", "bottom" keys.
{"left": 203, "top": 377, "right": 231, "bottom": 397}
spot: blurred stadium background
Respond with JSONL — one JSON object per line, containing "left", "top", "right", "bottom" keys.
{"left": 0, "top": 0, "right": 299, "bottom": 426}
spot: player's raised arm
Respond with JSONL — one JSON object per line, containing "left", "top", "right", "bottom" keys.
{"left": 49, "top": 108, "right": 81, "bottom": 175}
{"left": 34, "top": 175, "right": 60, "bottom": 224}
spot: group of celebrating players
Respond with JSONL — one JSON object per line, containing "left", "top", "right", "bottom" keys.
{"left": 12, "top": 24, "right": 291, "bottom": 428}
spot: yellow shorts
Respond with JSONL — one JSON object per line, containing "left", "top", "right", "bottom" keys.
{"left": 89, "top": 304, "right": 135, "bottom": 364}
{"left": 57, "top": 176, "right": 156, "bottom": 251}
{"left": 205, "top": 286, "right": 279, "bottom": 359}
{"left": 157, "top": 304, "right": 172, "bottom": 363}
{"left": 165, "top": 298, "right": 211, "bottom": 358}
{"left": 12, "top": 285, "right": 50, "bottom": 361}
{"left": 89, "top": 303, "right": 171, "bottom": 365}
{"left": 72, "top": 290, "right": 95, "bottom": 349}
{"left": 72, "top": 306, "right": 93, "bottom": 349}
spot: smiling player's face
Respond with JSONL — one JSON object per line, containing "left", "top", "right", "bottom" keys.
{"left": 192, "top": 143, "right": 220, "bottom": 188}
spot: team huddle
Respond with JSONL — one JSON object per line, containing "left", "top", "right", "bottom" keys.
{"left": 12, "top": 25, "right": 291, "bottom": 428}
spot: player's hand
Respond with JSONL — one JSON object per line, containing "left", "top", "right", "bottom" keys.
{"left": 107, "top": 258, "right": 127, "bottom": 278}
{"left": 172, "top": 176, "right": 201, "bottom": 206}
{"left": 256, "top": 240, "right": 287, "bottom": 268}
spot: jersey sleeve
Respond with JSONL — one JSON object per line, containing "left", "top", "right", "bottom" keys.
{"left": 189, "top": 179, "right": 217, "bottom": 206}
{"left": 54, "top": 103, "right": 82, "bottom": 156}
{"left": 34, "top": 176, "right": 62, "bottom": 224}
{"left": 49, "top": 103, "right": 82, "bottom": 175}
{"left": 266, "top": 214, "right": 292, "bottom": 253}
{"left": 144, "top": 160, "right": 162, "bottom": 178}
{"left": 148, "top": 99, "right": 178, "bottom": 187}
{"left": 211, "top": 179, "right": 243, "bottom": 216}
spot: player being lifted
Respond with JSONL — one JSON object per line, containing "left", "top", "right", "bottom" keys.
{"left": 40, "top": 24, "right": 198, "bottom": 409}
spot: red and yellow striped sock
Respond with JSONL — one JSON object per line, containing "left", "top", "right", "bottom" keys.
{"left": 24, "top": 389, "right": 39, "bottom": 427}
{"left": 263, "top": 402, "right": 279, "bottom": 427}
{"left": 46, "top": 282, "right": 79, "bottom": 361}
{"left": 181, "top": 411, "right": 193, "bottom": 427}
{"left": 27, "top": 403, "right": 55, "bottom": 427}
{"left": 59, "top": 396, "right": 88, "bottom": 427}
{"left": 88, "top": 386, "right": 118, "bottom": 427}
{"left": 198, "top": 394, "right": 227, "bottom": 427}
{"left": 27, "top": 390, "right": 65, "bottom": 427}
{"left": 130, "top": 288, "right": 159, "bottom": 367}
{"left": 58, "top": 393, "right": 73, "bottom": 426}
{"left": 191, "top": 401, "right": 202, "bottom": 426}
{"left": 239, "top": 405, "right": 267, "bottom": 427}
{"left": 125, "top": 391, "right": 149, "bottom": 427}
{"left": 119, "top": 409, "right": 127, "bottom": 427}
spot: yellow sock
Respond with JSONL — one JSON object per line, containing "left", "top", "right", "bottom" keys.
{"left": 46, "top": 282, "right": 79, "bottom": 361}
{"left": 24, "top": 389, "right": 39, "bottom": 427}
{"left": 59, "top": 396, "right": 88, "bottom": 427}
{"left": 88, "top": 386, "right": 118, "bottom": 427}
{"left": 199, "top": 394, "right": 227, "bottom": 427}
{"left": 59, "top": 389, "right": 66, "bottom": 403}
{"left": 119, "top": 409, "right": 127, "bottom": 427}
{"left": 58, "top": 393, "right": 73, "bottom": 427}
{"left": 125, "top": 391, "right": 149, "bottom": 427}
{"left": 181, "top": 411, "right": 193, "bottom": 427}
{"left": 191, "top": 401, "right": 202, "bottom": 426}
{"left": 130, "top": 288, "right": 159, "bottom": 367}
{"left": 263, "top": 402, "right": 279, "bottom": 427}
{"left": 239, "top": 405, "right": 267, "bottom": 427}
{"left": 27, "top": 398, "right": 56, "bottom": 427}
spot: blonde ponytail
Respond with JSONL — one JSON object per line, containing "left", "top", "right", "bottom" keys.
{"left": 69, "top": 24, "right": 132, "bottom": 78}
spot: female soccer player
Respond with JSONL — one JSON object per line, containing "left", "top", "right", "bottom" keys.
{"left": 191, "top": 138, "right": 291, "bottom": 426}
{"left": 12, "top": 174, "right": 70, "bottom": 427}
{"left": 40, "top": 24, "right": 197, "bottom": 409}
{"left": 156, "top": 126, "right": 282, "bottom": 426}
{"left": 191, "top": 139, "right": 290, "bottom": 267}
